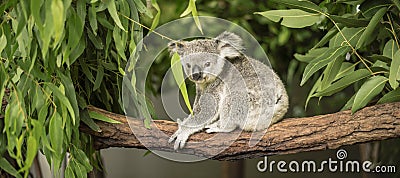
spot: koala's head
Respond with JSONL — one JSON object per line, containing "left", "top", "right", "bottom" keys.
{"left": 168, "top": 31, "right": 244, "bottom": 84}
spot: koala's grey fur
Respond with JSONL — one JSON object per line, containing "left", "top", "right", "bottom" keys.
{"left": 168, "top": 32, "right": 289, "bottom": 150}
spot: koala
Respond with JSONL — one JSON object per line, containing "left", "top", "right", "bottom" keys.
{"left": 168, "top": 31, "right": 289, "bottom": 150}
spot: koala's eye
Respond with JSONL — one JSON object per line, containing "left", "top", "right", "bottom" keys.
{"left": 186, "top": 63, "right": 191, "bottom": 68}
{"left": 204, "top": 62, "right": 211, "bottom": 67}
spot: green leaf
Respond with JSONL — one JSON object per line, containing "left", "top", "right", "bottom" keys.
{"left": 79, "top": 59, "right": 95, "bottom": 83}
{"left": 0, "top": 158, "right": 21, "bottom": 178}
{"left": 0, "top": 63, "right": 8, "bottom": 109}
{"left": 312, "top": 27, "right": 338, "bottom": 49}
{"left": 171, "top": 52, "right": 193, "bottom": 113}
{"left": 87, "top": 30, "right": 104, "bottom": 49}
{"left": 315, "top": 69, "right": 371, "bottom": 96}
{"left": 335, "top": 62, "right": 355, "bottom": 80}
{"left": 30, "top": 0, "right": 44, "bottom": 28}
{"left": 372, "top": 60, "right": 389, "bottom": 71}
{"left": 72, "top": 147, "right": 93, "bottom": 172}
{"left": 106, "top": 0, "right": 126, "bottom": 31}
{"left": 359, "top": 0, "right": 391, "bottom": 18}
{"left": 320, "top": 55, "right": 345, "bottom": 91}
{"left": 88, "top": 111, "right": 121, "bottom": 124}
{"left": 301, "top": 46, "right": 349, "bottom": 86}
{"left": 294, "top": 47, "right": 328, "bottom": 63}
{"left": 133, "top": 0, "right": 153, "bottom": 18}
{"left": 93, "top": 64, "right": 104, "bottom": 91}
{"left": 70, "top": 160, "right": 87, "bottom": 178}
{"left": 305, "top": 75, "right": 322, "bottom": 109}
{"left": 389, "top": 50, "right": 400, "bottom": 89}
{"left": 65, "top": 163, "right": 76, "bottom": 178}
{"left": 356, "top": 7, "right": 387, "bottom": 49}
{"left": 49, "top": 112, "right": 63, "bottom": 155}
{"left": 89, "top": 4, "right": 98, "bottom": 35}
{"left": 329, "top": 27, "right": 364, "bottom": 48}
{"left": 270, "top": 0, "right": 323, "bottom": 13}
{"left": 0, "top": 32, "right": 7, "bottom": 54}
{"left": 45, "top": 83, "right": 76, "bottom": 125}
{"left": 180, "top": 0, "right": 203, "bottom": 34}
{"left": 150, "top": 0, "right": 161, "bottom": 30}
{"left": 5, "top": 87, "right": 26, "bottom": 139}
{"left": 329, "top": 15, "right": 369, "bottom": 27}
{"left": 383, "top": 39, "right": 399, "bottom": 59}
{"left": 352, "top": 76, "right": 388, "bottom": 113}
{"left": 190, "top": 0, "right": 203, "bottom": 34}
{"left": 57, "top": 71, "right": 80, "bottom": 124}
{"left": 113, "top": 26, "right": 127, "bottom": 61}
{"left": 80, "top": 110, "right": 101, "bottom": 132}
{"left": 51, "top": 0, "right": 65, "bottom": 45}
{"left": 22, "top": 135, "right": 38, "bottom": 171}
{"left": 378, "top": 88, "right": 400, "bottom": 104}
{"left": 255, "top": 9, "right": 321, "bottom": 28}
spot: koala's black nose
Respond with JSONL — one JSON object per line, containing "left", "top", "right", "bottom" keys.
{"left": 192, "top": 72, "right": 202, "bottom": 81}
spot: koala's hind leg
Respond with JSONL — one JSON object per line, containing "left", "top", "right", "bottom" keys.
{"left": 205, "top": 96, "right": 238, "bottom": 133}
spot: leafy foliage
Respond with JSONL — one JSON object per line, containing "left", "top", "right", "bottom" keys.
{"left": 257, "top": 0, "right": 400, "bottom": 113}
{"left": 0, "top": 0, "right": 160, "bottom": 176}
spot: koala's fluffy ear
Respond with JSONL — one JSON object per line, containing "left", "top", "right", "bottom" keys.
{"left": 168, "top": 41, "right": 186, "bottom": 56}
{"left": 215, "top": 31, "right": 244, "bottom": 59}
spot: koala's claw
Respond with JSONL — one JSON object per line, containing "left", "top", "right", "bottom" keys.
{"left": 169, "top": 118, "right": 190, "bottom": 150}
{"left": 169, "top": 130, "right": 189, "bottom": 150}
{"left": 168, "top": 132, "right": 178, "bottom": 144}
{"left": 205, "top": 128, "right": 217, "bottom": 133}
{"left": 173, "top": 133, "right": 189, "bottom": 150}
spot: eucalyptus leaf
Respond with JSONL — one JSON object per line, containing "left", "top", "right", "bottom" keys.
{"left": 49, "top": 112, "right": 63, "bottom": 155}
{"left": 88, "top": 110, "right": 121, "bottom": 124}
{"left": 352, "top": 76, "right": 387, "bottom": 113}
{"left": 301, "top": 46, "right": 349, "bottom": 86}
{"left": 0, "top": 158, "right": 22, "bottom": 178}
{"left": 106, "top": 0, "right": 126, "bottom": 31}
{"left": 389, "top": 50, "right": 400, "bottom": 89}
{"left": 378, "top": 88, "right": 400, "bottom": 104}
{"left": 294, "top": 47, "right": 328, "bottom": 63}
{"left": 255, "top": 9, "right": 321, "bottom": 28}
{"left": 171, "top": 52, "right": 193, "bottom": 113}
{"left": 356, "top": 7, "right": 387, "bottom": 49}
{"left": 315, "top": 69, "right": 370, "bottom": 96}
{"left": 45, "top": 83, "right": 76, "bottom": 125}
{"left": 383, "top": 39, "right": 399, "bottom": 59}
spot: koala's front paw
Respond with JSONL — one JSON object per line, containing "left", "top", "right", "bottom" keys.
{"left": 168, "top": 119, "right": 191, "bottom": 150}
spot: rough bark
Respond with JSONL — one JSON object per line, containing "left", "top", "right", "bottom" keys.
{"left": 80, "top": 102, "right": 400, "bottom": 161}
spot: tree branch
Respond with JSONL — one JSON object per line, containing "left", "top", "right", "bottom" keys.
{"left": 81, "top": 102, "right": 400, "bottom": 161}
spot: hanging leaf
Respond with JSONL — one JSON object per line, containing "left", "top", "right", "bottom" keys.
{"left": 0, "top": 158, "right": 22, "bottom": 178}
{"left": 180, "top": 0, "right": 203, "bottom": 34}
{"left": 389, "top": 50, "right": 400, "bottom": 89}
{"left": 106, "top": 0, "right": 126, "bottom": 31}
{"left": 45, "top": 83, "right": 76, "bottom": 125}
{"left": 356, "top": 7, "right": 387, "bottom": 49}
{"left": 171, "top": 52, "right": 193, "bottom": 114}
